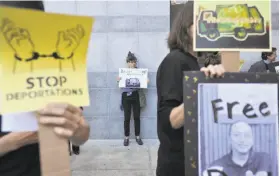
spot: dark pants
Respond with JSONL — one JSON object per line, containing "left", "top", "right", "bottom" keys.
{"left": 156, "top": 163, "right": 184, "bottom": 176}
{"left": 68, "top": 141, "right": 79, "bottom": 153}
{"left": 122, "top": 91, "right": 141, "bottom": 137}
{"left": 156, "top": 147, "right": 185, "bottom": 176}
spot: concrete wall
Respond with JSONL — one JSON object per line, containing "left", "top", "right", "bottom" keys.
{"left": 44, "top": 1, "right": 279, "bottom": 139}
{"left": 44, "top": 1, "right": 170, "bottom": 139}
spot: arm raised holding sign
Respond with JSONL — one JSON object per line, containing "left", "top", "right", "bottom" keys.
{"left": 37, "top": 103, "right": 89, "bottom": 146}
{"left": 169, "top": 65, "right": 225, "bottom": 129}
{"left": 0, "top": 132, "right": 38, "bottom": 157}
{"left": 0, "top": 103, "right": 89, "bottom": 158}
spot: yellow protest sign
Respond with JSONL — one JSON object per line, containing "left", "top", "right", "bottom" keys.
{"left": 0, "top": 7, "right": 94, "bottom": 113}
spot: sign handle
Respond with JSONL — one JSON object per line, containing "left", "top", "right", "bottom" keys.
{"left": 221, "top": 52, "right": 240, "bottom": 72}
{"left": 38, "top": 123, "right": 70, "bottom": 176}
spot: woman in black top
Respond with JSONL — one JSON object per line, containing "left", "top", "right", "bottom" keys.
{"left": 117, "top": 52, "right": 144, "bottom": 146}
{"left": 0, "top": 2, "right": 90, "bottom": 176}
{"left": 156, "top": 2, "right": 225, "bottom": 176}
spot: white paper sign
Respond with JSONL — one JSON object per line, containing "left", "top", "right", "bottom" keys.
{"left": 118, "top": 68, "right": 148, "bottom": 88}
{"left": 2, "top": 112, "right": 38, "bottom": 132}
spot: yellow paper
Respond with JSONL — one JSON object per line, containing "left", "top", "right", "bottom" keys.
{"left": 239, "top": 59, "right": 245, "bottom": 71}
{"left": 0, "top": 7, "right": 94, "bottom": 113}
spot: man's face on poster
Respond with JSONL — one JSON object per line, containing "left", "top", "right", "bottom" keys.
{"left": 230, "top": 122, "right": 253, "bottom": 154}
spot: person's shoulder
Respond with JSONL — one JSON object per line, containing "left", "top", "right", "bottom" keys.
{"left": 210, "top": 153, "right": 229, "bottom": 167}
{"left": 166, "top": 49, "right": 192, "bottom": 62}
{"left": 251, "top": 60, "right": 265, "bottom": 68}
{"left": 203, "top": 154, "right": 229, "bottom": 175}
{"left": 254, "top": 60, "right": 264, "bottom": 66}
{"left": 248, "top": 60, "right": 263, "bottom": 72}
{"left": 159, "top": 49, "right": 191, "bottom": 68}
{"left": 253, "top": 151, "right": 271, "bottom": 160}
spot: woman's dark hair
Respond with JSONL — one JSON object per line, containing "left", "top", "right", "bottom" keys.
{"left": 126, "top": 51, "right": 137, "bottom": 63}
{"left": 261, "top": 47, "right": 277, "bottom": 60}
{"left": 0, "top": 1, "right": 44, "bottom": 11}
{"left": 204, "top": 52, "right": 221, "bottom": 67}
{"left": 168, "top": 1, "right": 194, "bottom": 53}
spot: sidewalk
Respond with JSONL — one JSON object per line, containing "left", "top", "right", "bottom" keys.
{"left": 71, "top": 139, "right": 159, "bottom": 176}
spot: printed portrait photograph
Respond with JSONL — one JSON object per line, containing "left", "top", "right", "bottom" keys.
{"left": 198, "top": 83, "right": 278, "bottom": 176}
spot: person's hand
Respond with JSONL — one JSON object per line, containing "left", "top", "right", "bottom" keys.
{"left": 55, "top": 25, "right": 85, "bottom": 59}
{"left": 10, "top": 132, "right": 39, "bottom": 149}
{"left": 200, "top": 64, "right": 225, "bottom": 78}
{"left": 37, "top": 103, "right": 83, "bottom": 139}
{"left": 0, "top": 18, "right": 35, "bottom": 60}
{"left": 117, "top": 77, "right": 121, "bottom": 82}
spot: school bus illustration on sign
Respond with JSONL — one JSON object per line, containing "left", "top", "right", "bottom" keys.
{"left": 197, "top": 4, "right": 265, "bottom": 41}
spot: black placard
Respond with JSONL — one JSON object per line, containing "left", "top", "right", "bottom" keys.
{"left": 183, "top": 72, "right": 278, "bottom": 176}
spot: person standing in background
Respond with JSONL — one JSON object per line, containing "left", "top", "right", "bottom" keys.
{"left": 156, "top": 2, "right": 225, "bottom": 176}
{"left": 248, "top": 47, "right": 277, "bottom": 72}
{"left": 117, "top": 51, "right": 145, "bottom": 146}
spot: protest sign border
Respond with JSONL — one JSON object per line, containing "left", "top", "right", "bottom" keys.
{"left": 183, "top": 71, "right": 279, "bottom": 176}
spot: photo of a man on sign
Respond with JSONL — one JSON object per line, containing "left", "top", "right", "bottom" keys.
{"left": 203, "top": 121, "right": 272, "bottom": 176}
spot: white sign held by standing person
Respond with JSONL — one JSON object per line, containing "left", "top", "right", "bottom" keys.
{"left": 119, "top": 68, "right": 148, "bottom": 89}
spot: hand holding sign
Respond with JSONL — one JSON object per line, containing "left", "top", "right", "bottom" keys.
{"left": 200, "top": 64, "right": 225, "bottom": 78}
{"left": 37, "top": 103, "right": 85, "bottom": 144}
{"left": 0, "top": 18, "right": 36, "bottom": 61}
{"left": 55, "top": 25, "right": 85, "bottom": 59}
{"left": 117, "top": 76, "right": 121, "bottom": 82}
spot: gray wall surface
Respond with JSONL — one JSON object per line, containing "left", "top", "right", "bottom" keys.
{"left": 44, "top": 1, "right": 279, "bottom": 139}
